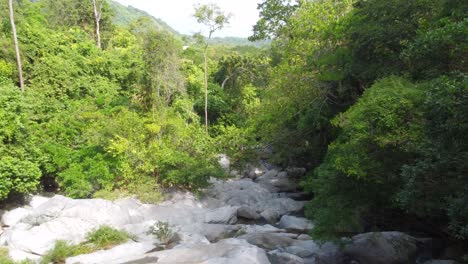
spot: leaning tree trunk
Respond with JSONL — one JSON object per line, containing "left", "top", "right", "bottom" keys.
{"left": 8, "top": 0, "right": 24, "bottom": 92}
{"left": 92, "top": 0, "right": 101, "bottom": 49}
{"left": 203, "top": 46, "right": 209, "bottom": 132}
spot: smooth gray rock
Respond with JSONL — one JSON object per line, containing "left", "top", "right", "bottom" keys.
{"left": 239, "top": 233, "right": 296, "bottom": 250}
{"left": 262, "top": 169, "right": 279, "bottom": 179}
{"left": 204, "top": 179, "right": 305, "bottom": 221}
{"left": 268, "top": 250, "right": 305, "bottom": 264}
{"left": 297, "top": 234, "right": 312, "bottom": 240}
{"left": 124, "top": 238, "right": 270, "bottom": 264}
{"left": 260, "top": 208, "right": 281, "bottom": 224}
{"left": 286, "top": 246, "right": 314, "bottom": 258}
{"left": 237, "top": 206, "right": 262, "bottom": 220}
{"left": 241, "top": 224, "right": 285, "bottom": 234}
{"left": 278, "top": 215, "right": 314, "bottom": 232}
{"left": 344, "top": 232, "right": 420, "bottom": 264}
{"left": 179, "top": 223, "right": 240, "bottom": 242}
{"left": 205, "top": 206, "right": 238, "bottom": 224}
{"left": 256, "top": 169, "right": 299, "bottom": 192}
{"left": 290, "top": 240, "right": 344, "bottom": 264}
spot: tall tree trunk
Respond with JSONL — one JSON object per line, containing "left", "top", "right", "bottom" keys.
{"left": 8, "top": 0, "right": 24, "bottom": 92}
{"left": 92, "top": 0, "right": 101, "bottom": 49}
{"left": 203, "top": 46, "right": 208, "bottom": 132}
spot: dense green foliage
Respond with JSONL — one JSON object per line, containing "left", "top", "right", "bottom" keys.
{"left": 250, "top": 0, "right": 468, "bottom": 245}
{"left": 0, "top": 0, "right": 238, "bottom": 201}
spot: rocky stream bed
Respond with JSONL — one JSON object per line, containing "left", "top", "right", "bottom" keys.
{"left": 0, "top": 161, "right": 460, "bottom": 264}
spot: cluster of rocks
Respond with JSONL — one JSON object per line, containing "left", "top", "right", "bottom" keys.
{"left": 0, "top": 161, "right": 461, "bottom": 264}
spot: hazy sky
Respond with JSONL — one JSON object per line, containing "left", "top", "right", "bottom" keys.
{"left": 113, "top": 0, "right": 263, "bottom": 37}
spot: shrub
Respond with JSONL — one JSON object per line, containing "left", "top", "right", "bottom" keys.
{"left": 86, "top": 226, "right": 132, "bottom": 248}
{"left": 40, "top": 241, "right": 92, "bottom": 264}
{"left": 148, "top": 221, "right": 174, "bottom": 244}
{"left": 92, "top": 189, "right": 130, "bottom": 201}
{"left": 40, "top": 226, "right": 131, "bottom": 263}
{"left": 0, "top": 85, "right": 42, "bottom": 201}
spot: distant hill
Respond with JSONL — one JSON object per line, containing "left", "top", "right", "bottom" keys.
{"left": 108, "top": 1, "right": 269, "bottom": 48}
{"left": 108, "top": 0, "right": 180, "bottom": 36}
{"left": 208, "top": 37, "right": 270, "bottom": 48}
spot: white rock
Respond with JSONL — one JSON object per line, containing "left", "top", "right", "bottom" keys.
{"left": 7, "top": 247, "right": 41, "bottom": 263}
{"left": 159, "top": 190, "right": 202, "bottom": 208}
{"left": 65, "top": 241, "right": 155, "bottom": 264}
{"left": 237, "top": 206, "right": 262, "bottom": 220}
{"left": 278, "top": 215, "right": 314, "bottom": 232}
{"left": 242, "top": 224, "right": 285, "bottom": 234}
{"left": 285, "top": 246, "right": 314, "bottom": 258}
{"left": 297, "top": 234, "right": 312, "bottom": 240}
{"left": 133, "top": 238, "right": 270, "bottom": 264}
{"left": 177, "top": 231, "right": 211, "bottom": 245}
{"left": 28, "top": 196, "right": 51, "bottom": 209}
{"left": 4, "top": 217, "right": 95, "bottom": 255}
{"left": 1, "top": 208, "right": 32, "bottom": 226}
{"left": 178, "top": 223, "right": 239, "bottom": 242}
{"left": 268, "top": 250, "right": 305, "bottom": 264}
{"left": 344, "top": 232, "right": 419, "bottom": 264}
{"left": 238, "top": 233, "right": 296, "bottom": 250}
{"left": 218, "top": 154, "right": 230, "bottom": 172}
{"left": 204, "top": 206, "right": 238, "bottom": 224}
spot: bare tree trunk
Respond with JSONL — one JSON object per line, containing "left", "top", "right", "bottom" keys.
{"left": 203, "top": 45, "right": 208, "bottom": 132}
{"left": 92, "top": 0, "right": 101, "bottom": 49}
{"left": 8, "top": 0, "right": 24, "bottom": 92}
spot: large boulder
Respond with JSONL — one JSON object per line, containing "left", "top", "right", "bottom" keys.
{"left": 285, "top": 246, "right": 314, "bottom": 258}
{"left": 278, "top": 215, "right": 314, "bottom": 233}
{"left": 203, "top": 179, "right": 305, "bottom": 222}
{"left": 268, "top": 250, "right": 305, "bottom": 264}
{"left": 179, "top": 223, "right": 240, "bottom": 242}
{"left": 65, "top": 241, "right": 155, "bottom": 264}
{"left": 204, "top": 206, "right": 238, "bottom": 224}
{"left": 28, "top": 195, "right": 51, "bottom": 209}
{"left": 293, "top": 240, "right": 343, "bottom": 264}
{"left": 2, "top": 218, "right": 95, "bottom": 255}
{"left": 242, "top": 224, "right": 285, "bottom": 234}
{"left": 238, "top": 232, "right": 296, "bottom": 250}
{"left": 1, "top": 208, "right": 31, "bottom": 226}
{"left": 260, "top": 208, "right": 281, "bottom": 224}
{"left": 120, "top": 238, "right": 270, "bottom": 264}
{"left": 158, "top": 190, "right": 202, "bottom": 208}
{"left": 260, "top": 199, "right": 306, "bottom": 224}
{"left": 237, "top": 206, "right": 262, "bottom": 220}
{"left": 344, "top": 232, "right": 420, "bottom": 264}
{"left": 255, "top": 170, "right": 299, "bottom": 193}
